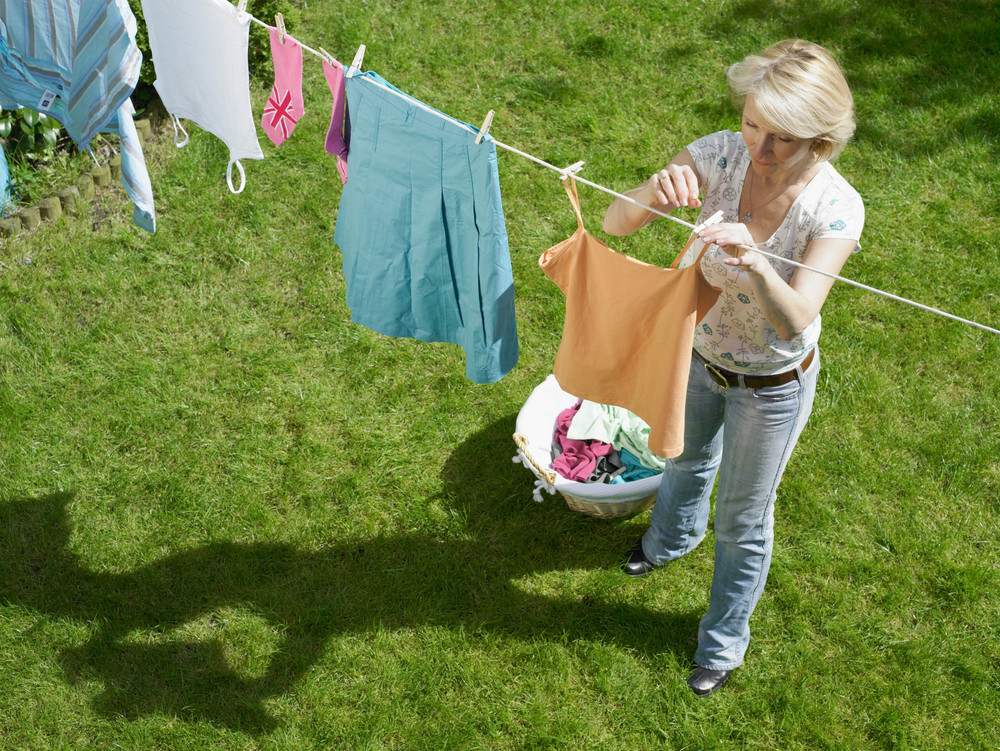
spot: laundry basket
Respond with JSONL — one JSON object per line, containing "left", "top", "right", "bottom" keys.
{"left": 512, "top": 374, "right": 661, "bottom": 519}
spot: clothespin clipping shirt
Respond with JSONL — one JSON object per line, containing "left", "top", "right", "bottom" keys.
{"left": 347, "top": 44, "right": 366, "bottom": 77}
{"left": 475, "top": 110, "right": 495, "bottom": 144}
{"left": 275, "top": 12, "right": 285, "bottom": 43}
{"left": 559, "top": 160, "right": 586, "bottom": 180}
{"left": 235, "top": 0, "right": 248, "bottom": 21}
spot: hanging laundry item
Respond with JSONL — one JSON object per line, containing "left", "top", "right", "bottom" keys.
{"left": 0, "top": 0, "right": 156, "bottom": 231}
{"left": 0, "top": 144, "right": 10, "bottom": 214}
{"left": 322, "top": 58, "right": 349, "bottom": 184}
{"left": 0, "top": 0, "right": 137, "bottom": 145}
{"left": 140, "top": 0, "right": 263, "bottom": 194}
{"left": 334, "top": 70, "right": 518, "bottom": 384}
{"left": 111, "top": 99, "right": 156, "bottom": 231}
{"left": 539, "top": 178, "right": 720, "bottom": 458}
{"left": 262, "top": 26, "right": 305, "bottom": 146}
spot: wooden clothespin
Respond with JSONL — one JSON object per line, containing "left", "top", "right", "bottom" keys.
{"left": 347, "top": 44, "right": 366, "bottom": 77}
{"left": 559, "top": 160, "right": 586, "bottom": 180}
{"left": 474, "top": 110, "right": 495, "bottom": 145}
{"left": 318, "top": 47, "right": 337, "bottom": 66}
{"left": 235, "top": 0, "right": 248, "bottom": 21}
{"left": 693, "top": 210, "right": 725, "bottom": 233}
{"left": 275, "top": 12, "right": 285, "bottom": 43}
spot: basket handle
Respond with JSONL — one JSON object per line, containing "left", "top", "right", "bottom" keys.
{"left": 512, "top": 432, "right": 558, "bottom": 485}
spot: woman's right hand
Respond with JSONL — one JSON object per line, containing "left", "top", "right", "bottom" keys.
{"left": 603, "top": 149, "right": 702, "bottom": 236}
{"left": 644, "top": 163, "right": 702, "bottom": 210}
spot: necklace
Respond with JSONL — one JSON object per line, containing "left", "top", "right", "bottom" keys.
{"left": 741, "top": 169, "right": 787, "bottom": 224}
{"left": 741, "top": 160, "right": 821, "bottom": 223}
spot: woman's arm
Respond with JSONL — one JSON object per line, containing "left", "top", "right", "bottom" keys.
{"left": 699, "top": 222, "right": 857, "bottom": 340}
{"left": 602, "top": 149, "right": 703, "bottom": 236}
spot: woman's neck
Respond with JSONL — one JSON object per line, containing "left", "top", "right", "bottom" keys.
{"left": 752, "top": 158, "right": 820, "bottom": 190}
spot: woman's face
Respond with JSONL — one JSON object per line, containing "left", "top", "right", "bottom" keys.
{"left": 741, "top": 95, "right": 814, "bottom": 179}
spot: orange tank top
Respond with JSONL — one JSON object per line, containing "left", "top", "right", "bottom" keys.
{"left": 539, "top": 178, "right": 720, "bottom": 459}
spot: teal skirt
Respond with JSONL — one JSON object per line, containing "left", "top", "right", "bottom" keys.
{"left": 333, "top": 70, "right": 518, "bottom": 384}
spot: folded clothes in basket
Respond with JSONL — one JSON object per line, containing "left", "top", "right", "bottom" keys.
{"left": 513, "top": 375, "right": 662, "bottom": 516}
{"left": 614, "top": 448, "right": 660, "bottom": 484}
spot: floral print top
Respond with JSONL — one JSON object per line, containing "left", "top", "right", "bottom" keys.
{"left": 679, "top": 130, "right": 865, "bottom": 375}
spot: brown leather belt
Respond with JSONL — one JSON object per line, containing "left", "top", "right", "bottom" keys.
{"left": 692, "top": 348, "right": 815, "bottom": 390}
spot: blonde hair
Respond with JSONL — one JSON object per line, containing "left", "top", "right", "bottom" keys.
{"left": 727, "top": 39, "right": 855, "bottom": 161}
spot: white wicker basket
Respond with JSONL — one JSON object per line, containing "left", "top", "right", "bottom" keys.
{"left": 512, "top": 375, "right": 661, "bottom": 519}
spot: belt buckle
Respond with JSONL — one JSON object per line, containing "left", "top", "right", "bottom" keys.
{"left": 703, "top": 362, "right": 729, "bottom": 390}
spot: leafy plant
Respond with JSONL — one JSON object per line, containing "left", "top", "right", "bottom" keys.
{"left": 0, "top": 106, "right": 63, "bottom": 158}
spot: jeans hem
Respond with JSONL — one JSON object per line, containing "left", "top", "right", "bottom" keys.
{"left": 695, "top": 660, "right": 742, "bottom": 671}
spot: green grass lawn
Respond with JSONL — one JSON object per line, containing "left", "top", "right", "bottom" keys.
{"left": 1, "top": 1, "right": 998, "bottom": 748}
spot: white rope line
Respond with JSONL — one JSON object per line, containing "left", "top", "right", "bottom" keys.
{"left": 246, "top": 11, "right": 329, "bottom": 62}
{"left": 238, "top": 5, "right": 1000, "bottom": 337}
{"left": 491, "top": 140, "right": 1000, "bottom": 337}
{"left": 247, "top": 10, "right": 484, "bottom": 132}
{"left": 351, "top": 74, "right": 481, "bottom": 132}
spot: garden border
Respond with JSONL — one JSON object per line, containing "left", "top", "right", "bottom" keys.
{"left": 0, "top": 102, "right": 164, "bottom": 238}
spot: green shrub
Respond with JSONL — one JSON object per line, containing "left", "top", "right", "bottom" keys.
{"left": 0, "top": 105, "right": 71, "bottom": 209}
{"left": 0, "top": 107, "right": 62, "bottom": 157}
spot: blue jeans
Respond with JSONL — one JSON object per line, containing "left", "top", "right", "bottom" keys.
{"left": 641, "top": 351, "right": 819, "bottom": 670}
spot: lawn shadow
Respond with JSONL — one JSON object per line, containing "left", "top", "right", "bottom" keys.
{"left": 438, "top": 413, "right": 694, "bottom": 645}
{"left": 0, "top": 417, "right": 693, "bottom": 733}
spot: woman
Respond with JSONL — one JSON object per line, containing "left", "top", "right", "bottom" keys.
{"left": 603, "top": 39, "right": 864, "bottom": 697}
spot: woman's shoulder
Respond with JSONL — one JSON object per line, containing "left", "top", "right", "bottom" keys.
{"left": 800, "top": 162, "right": 865, "bottom": 242}
{"left": 810, "top": 162, "right": 864, "bottom": 208}
{"left": 686, "top": 130, "right": 746, "bottom": 182}
{"left": 687, "top": 130, "right": 744, "bottom": 158}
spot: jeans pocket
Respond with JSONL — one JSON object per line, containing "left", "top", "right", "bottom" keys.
{"left": 754, "top": 377, "right": 802, "bottom": 402}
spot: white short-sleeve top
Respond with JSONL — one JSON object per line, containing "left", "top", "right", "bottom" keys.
{"left": 678, "top": 130, "right": 865, "bottom": 375}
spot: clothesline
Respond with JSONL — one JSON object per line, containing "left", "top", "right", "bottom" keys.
{"left": 239, "top": 4, "right": 1000, "bottom": 338}
{"left": 492, "top": 143, "right": 1000, "bottom": 337}
{"left": 246, "top": 10, "right": 333, "bottom": 65}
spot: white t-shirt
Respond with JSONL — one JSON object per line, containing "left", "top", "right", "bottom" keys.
{"left": 142, "top": 0, "right": 263, "bottom": 192}
{"left": 678, "top": 130, "right": 865, "bottom": 375}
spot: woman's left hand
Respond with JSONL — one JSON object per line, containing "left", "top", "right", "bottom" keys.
{"left": 697, "top": 222, "right": 765, "bottom": 273}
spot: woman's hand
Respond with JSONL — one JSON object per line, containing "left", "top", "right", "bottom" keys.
{"left": 645, "top": 163, "right": 702, "bottom": 210}
{"left": 603, "top": 149, "right": 701, "bottom": 236}
{"left": 697, "top": 222, "right": 765, "bottom": 273}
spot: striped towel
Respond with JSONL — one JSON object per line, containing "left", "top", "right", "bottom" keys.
{"left": 0, "top": 0, "right": 155, "bottom": 231}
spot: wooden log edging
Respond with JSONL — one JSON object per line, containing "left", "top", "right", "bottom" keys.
{"left": 1, "top": 117, "right": 154, "bottom": 239}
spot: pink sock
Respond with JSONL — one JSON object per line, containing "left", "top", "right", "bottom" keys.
{"left": 262, "top": 26, "right": 304, "bottom": 146}
{"left": 322, "top": 58, "right": 349, "bottom": 183}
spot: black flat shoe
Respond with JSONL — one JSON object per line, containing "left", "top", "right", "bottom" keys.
{"left": 622, "top": 538, "right": 656, "bottom": 577}
{"left": 686, "top": 666, "right": 733, "bottom": 697}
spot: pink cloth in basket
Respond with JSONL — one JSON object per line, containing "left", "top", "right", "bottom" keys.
{"left": 551, "top": 402, "right": 616, "bottom": 482}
